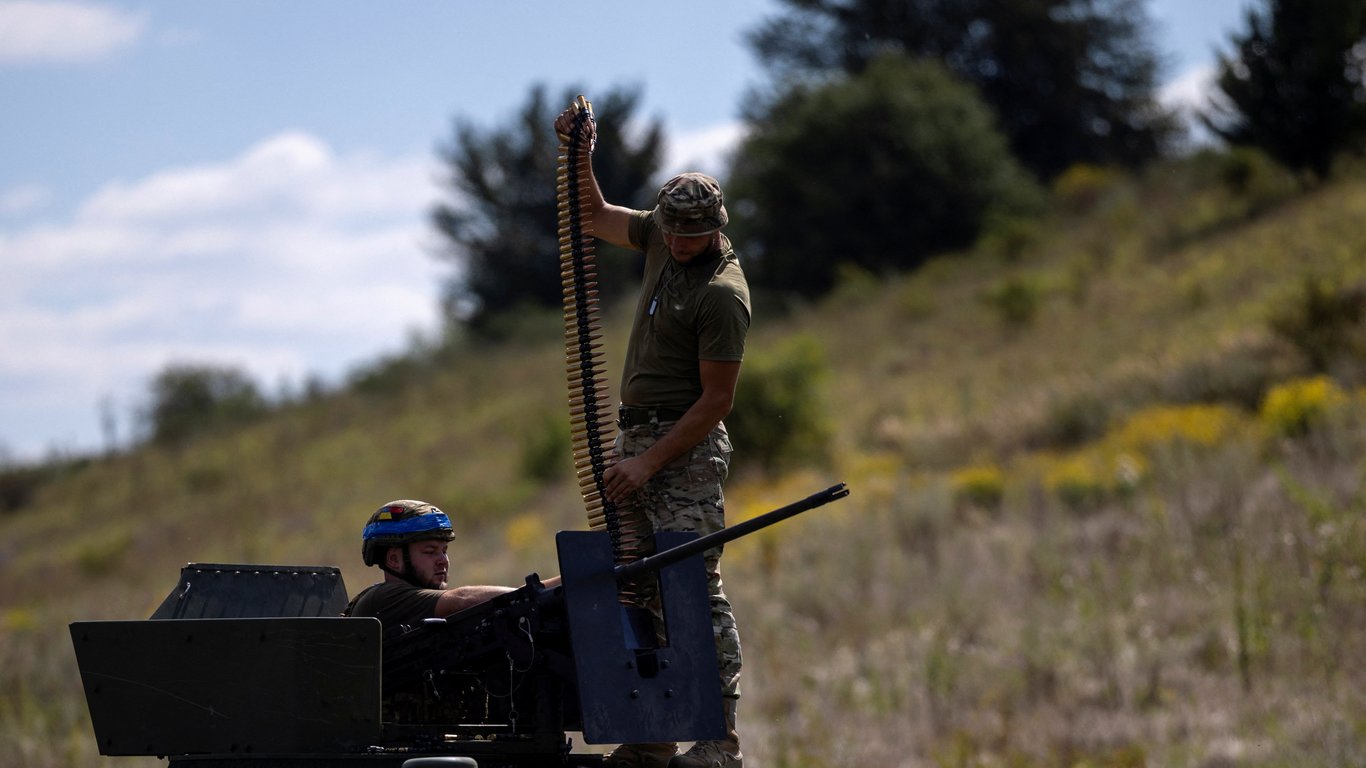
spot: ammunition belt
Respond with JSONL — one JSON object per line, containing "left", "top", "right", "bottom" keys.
{"left": 556, "top": 95, "right": 653, "bottom": 572}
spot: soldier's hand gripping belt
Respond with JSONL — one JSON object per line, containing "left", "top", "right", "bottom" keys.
{"left": 556, "top": 96, "right": 655, "bottom": 589}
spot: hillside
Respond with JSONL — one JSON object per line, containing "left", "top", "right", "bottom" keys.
{"left": 4, "top": 157, "right": 1366, "bottom": 768}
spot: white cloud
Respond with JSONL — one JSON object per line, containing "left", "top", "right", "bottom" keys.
{"left": 1161, "top": 64, "right": 1218, "bottom": 116}
{"left": 1161, "top": 64, "right": 1224, "bottom": 146}
{"left": 0, "top": 0, "right": 146, "bottom": 64}
{"left": 78, "top": 134, "right": 435, "bottom": 226}
{"left": 0, "top": 119, "right": 752, "bottom": 460}
{"left": 663, "top": 121, "right": 748, "bottom": 181}
{"left": 0, "top": 131, "right": 448, "bottom": 460}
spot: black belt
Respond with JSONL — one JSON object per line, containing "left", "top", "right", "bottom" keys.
{"left": 618, "top": 405, "right": 689, "bottom": 428}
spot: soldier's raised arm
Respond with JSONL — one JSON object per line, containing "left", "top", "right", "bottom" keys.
{"left": 554, "top": 101, "right": 636, "bottom": 251}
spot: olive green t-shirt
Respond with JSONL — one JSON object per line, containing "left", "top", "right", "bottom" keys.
{"left": 345, "top": 580, "right": 443, "bottom": 632}
{"left": 621, "top": 210, "right": 751, "bottom": 408}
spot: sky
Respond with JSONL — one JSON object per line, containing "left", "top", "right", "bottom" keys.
{"left": 0, "top": 0, "right": 1251, "bottom": 463}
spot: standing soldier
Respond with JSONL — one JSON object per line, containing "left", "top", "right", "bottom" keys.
{"left": 555, "top": 104, "right": 751, "bottom": 768}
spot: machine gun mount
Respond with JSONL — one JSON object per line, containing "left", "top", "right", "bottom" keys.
{"left": 70, "top": 483, "right": 849, "bottom": 768}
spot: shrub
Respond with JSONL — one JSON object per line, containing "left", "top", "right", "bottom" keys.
{"left": 1052, "top": 164, "right": 1126, "bottom": 215}
{"left": 348, "top": 352, "right": 430, "bottom": 397}
{"left": 1217, "top": 146, "right": 1300, "bottom": 214}
{"left": 1158, "top": 337, "right": 1291, "bottom": 410}
{"left": 1259, "top": 375, "right": 1349, "bottom": 437}
{"left": 1160, "top": 147, "right": 1301, "bottom": 246}
{"left": 1043, "top": 454, "right": 1110, "bottom": 511}
{"left": 139, "top": 363, "right": 266, "bottom": 446}
{"left": 1268, "top": 276, "right": 1366, "bottom": 377}
{"left": 520, "top": 410, "right": 569, "bottom": 483}
{"left": 949, "top": 464, "right": 1005, "bottom": 511}
{"left": 976, "top": 215, "right": 1042, "bottom": 262}
{"left": 503, "top": 512, "right": 548, "bottom": 557}
{"left": 1042, "top": 450, "right": 1146, "bottom": 512}
{"left": 893, "top": 282, "right": 938, "bottom": 323}
{"left": 726, "top": 53, "right": 1044, "bottom": 298}
{"left": 0, "top": 459, "right": 88, "bottom": 515}
{"left": 825, "top": 263, "right": 883, "bottom": 306}
{"left": 1041, "top": 403, "right": 1248, "bottom": 509}
{"left": 1, "top": 608, "right": 37, "bottom": 633}
{"left": 75, "top": 532, "right": 132, "bottom": 576}
{"left": 1109, "top": 403, "right": 1243, "bottom": 454}
{"left": 1034, "top": 390, "right": 1113, "bottom": 449}
{"left": 981, "top": 276, "right": 1043, "bottom": 329}
{"left": 727, "top": 335, "right": 832, "bottom": 474}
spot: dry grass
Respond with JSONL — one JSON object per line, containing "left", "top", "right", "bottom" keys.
{"left": 4, "top": 165, "right": 1366, "bottom": 768}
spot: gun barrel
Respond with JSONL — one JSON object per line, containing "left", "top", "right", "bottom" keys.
{"left": 613, "top": 483, "right": 849, "bottom": 582}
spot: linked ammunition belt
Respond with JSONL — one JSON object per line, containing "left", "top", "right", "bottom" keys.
{"left": 556, "top": 96, "right": 653, "bottom": 572}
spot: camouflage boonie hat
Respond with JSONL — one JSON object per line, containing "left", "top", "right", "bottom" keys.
{"left": 654, "top": 172, "right": 729, "bottom": 236}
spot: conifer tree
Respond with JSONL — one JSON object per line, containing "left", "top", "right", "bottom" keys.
{"left": 747, "top": 0, "right": 1178, "bottom": 180}
{"left": 1201, "top": 0, "right": 1366, "bottom": 177}
{"left": 431, "top": 85, "right": 663, "bottom": 332}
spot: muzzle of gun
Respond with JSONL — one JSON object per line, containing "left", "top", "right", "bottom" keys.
{"left": 612, "top": 482, "right": 850, "bottom": 582}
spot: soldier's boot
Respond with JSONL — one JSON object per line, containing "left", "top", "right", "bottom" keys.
{"left": 669, "top": 698, "right": 742, "bottom": 768}
{"left": 603, "top": 742, "right": 678, "bottom": 768}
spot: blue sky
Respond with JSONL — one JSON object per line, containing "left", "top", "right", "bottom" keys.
{"left": 0, "top": 0, "right": 1250, "bottom": 462}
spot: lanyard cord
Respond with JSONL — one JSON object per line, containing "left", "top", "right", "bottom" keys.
{"left": 648, "top": 260, "right": 686, "bottom": 317}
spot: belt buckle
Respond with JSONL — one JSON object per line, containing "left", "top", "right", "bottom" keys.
{"left": 618, "top": 405, "right": 675, "bottom": 427}
{"left": 618, "top": 405, "right": 643, "bottom": 427}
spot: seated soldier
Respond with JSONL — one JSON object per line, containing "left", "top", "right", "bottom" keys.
{"left": 345, "top": 499, "right": 558, "bottom": 629}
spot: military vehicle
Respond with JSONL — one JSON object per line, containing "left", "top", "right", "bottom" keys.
{"left": 70, "top": 484, "right": 848, "bottom": 768}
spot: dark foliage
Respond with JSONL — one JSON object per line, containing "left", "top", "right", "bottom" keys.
{"left": 140, "top": 363, "right": 266, "bottom": 446}
{"left": 1269, "top": 276, "right": 1366, "bottom": 379}
{"left": 1201, "top": 0, "right": 1366, "bottom": 177}
{"left": 0, "top": 459, "right": 87, "bottom": 515}
{"left": 746, "top": 0, "right": 1180, "bottom": 180}
{"left": 431, "top": 85, "right": 664, "bottom": 334}
{"left": 726, "top": 55, "right": 1042, "bottom": 297}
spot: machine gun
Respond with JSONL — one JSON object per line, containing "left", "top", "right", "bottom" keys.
{"left": 70, "top": 483, "right": 848, "bottom": 768}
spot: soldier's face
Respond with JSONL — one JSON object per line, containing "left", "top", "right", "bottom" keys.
{"left": 406, "top": 540, "right": 450, "bottom": 589}
{"left": 664, "top": 231, "right": 716, "bottom": 264}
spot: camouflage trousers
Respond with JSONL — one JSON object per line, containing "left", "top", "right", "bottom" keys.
{"left": 616, "top": 419, "right": 742, "bottom": 699}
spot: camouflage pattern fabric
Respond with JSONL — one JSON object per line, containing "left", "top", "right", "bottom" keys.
{"left": 616, "top": 419, "right": 742, "bottom": 699}
{"left": 654, "top": 172, "right": 729, "bottom": 237}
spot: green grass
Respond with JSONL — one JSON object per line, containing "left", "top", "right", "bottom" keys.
{"left": 4, "top": 158, "right": 1366, "bottom": 768}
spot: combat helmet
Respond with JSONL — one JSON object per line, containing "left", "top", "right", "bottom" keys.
{"left": 362, "top": 499, "right": 454, "bottom": 568}
{"left": 654, "top": 172, "right": 728, "bottom": 236}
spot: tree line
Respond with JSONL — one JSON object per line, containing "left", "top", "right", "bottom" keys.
{"left": 433, "top": 0, "right": 1365, "bottom": 321}
{"left": 109, "top": 0, "right": 1366, "bottom": 451}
